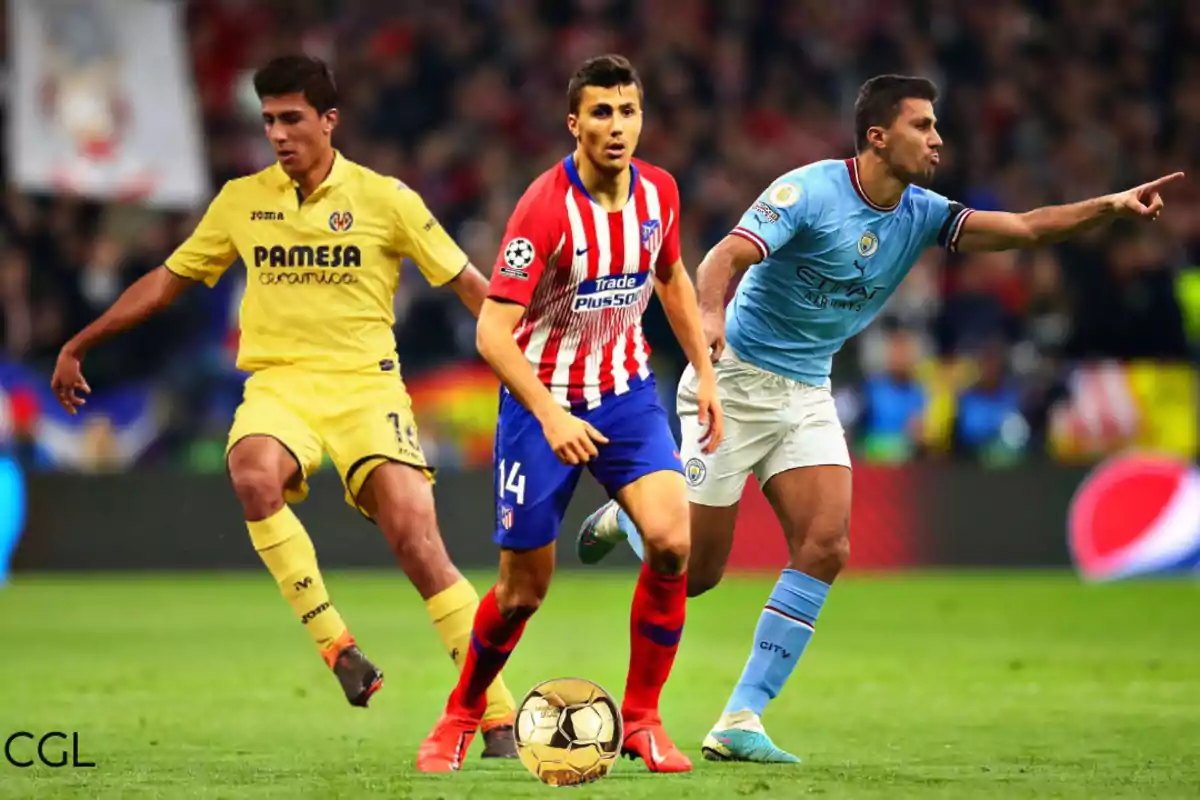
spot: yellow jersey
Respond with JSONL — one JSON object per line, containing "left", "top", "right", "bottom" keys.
{"left": 164, "top": 151, "right": 467, "bottom": 373}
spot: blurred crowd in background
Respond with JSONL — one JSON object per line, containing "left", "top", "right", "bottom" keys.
{"left": 1, "top": 0, "right": 1198, "bottom": 475}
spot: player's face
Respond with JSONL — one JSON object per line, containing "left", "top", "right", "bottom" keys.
{"left": 260, "top": 93, "right": 337, "bottom": 177}
{"left": 878, "top": 98, "right": 942, "bottom": 187}
{"left": 568, "top": 84, "right": 642, "bottom": 174}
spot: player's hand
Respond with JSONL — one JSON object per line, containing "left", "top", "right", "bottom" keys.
{"left": 51, "top": 347, "right": 90, "bottom": 415}
{"left": 1109, "top": 172, "right": 1185, "bottom": 220}
{"left": 702, "top": 309, "right": 726, "bottom": 363}
{"left": 695, "top": 368, "right": 724, "bottom": 454}
{"left": 542, "top": 408, "right": 609, "bottom": 465}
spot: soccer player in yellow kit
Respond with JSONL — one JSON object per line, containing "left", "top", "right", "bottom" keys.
{"left": 49, "top": 55, "right": 518, "bottom": 758}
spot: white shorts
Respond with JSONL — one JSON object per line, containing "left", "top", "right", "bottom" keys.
{"left": 676, "top": 347, "right": 851, "bottom": 507}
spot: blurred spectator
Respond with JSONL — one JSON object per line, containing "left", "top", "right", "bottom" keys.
{"left": 953, "top": 338, "right": 1028, "bottom": 466}
{"left": 856, "top": 324, "right": 928, "bottom": 464}
{"left": 1066, "top": 222, "right": 1189, "bottom": 361}
{"left": 0, "top": 249, "right": 34, "bottom": 360}
{"left": 1021, "top": 250, "right": 1071, "bottom": 365}
{"left": 936, "top": 250, "right": 1021, "bottom": 357}
{"left": 1014, "top": 250, "right": 1072, "bottom": 449}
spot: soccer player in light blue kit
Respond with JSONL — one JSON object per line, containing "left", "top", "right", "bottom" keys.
{"left": 578, "top": 75, "right": 1183, "bottom": 762}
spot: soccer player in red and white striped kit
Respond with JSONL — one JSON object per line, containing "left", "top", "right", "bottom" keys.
{"left": 418, "top": 54, "right": 724, "bottom": 773}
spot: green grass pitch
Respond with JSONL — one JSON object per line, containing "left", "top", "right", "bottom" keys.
{"left": 0, "top": 570, "right": 1197, "bottom": 798}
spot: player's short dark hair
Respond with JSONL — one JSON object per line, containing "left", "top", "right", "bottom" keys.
{"left": 854, "top": 75, "right": 939, "bottom": 152}
{"left": 567, "top": 54, "right": 643, "bottom": 114}
{"left": 253, "top": 55, "right": 338, "bottom": 115}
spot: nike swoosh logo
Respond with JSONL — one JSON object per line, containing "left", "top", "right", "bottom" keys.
{"left": 647, "top": 732, "right": 665, "bottom": 765}
{"left": 453, "top": 731, "right": 467, "bottom": 770}
{"left": 575, "top": 247, "right": 588, "bottom": 256}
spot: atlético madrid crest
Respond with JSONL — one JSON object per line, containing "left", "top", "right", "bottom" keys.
{"left": 641, "top": 219, "right": 662, "bottom": 253}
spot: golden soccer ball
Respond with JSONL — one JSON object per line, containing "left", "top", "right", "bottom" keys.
{"left": 514, "top": 677, "right": 623, "bottom": 787}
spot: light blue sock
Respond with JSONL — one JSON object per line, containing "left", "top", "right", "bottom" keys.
{"left": 722, "top": 569, "right": 829, "bottom": 717}
{"left": 616, "top": 506, "right": 645, "bottom": 561}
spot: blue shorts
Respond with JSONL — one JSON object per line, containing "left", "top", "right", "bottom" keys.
{"left": 492, "top": 379, "right": 682, "bottom": 550}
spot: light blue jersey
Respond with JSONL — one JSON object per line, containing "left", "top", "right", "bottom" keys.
{"left": 726, "top": 158, "right": 973, "bottom": 387}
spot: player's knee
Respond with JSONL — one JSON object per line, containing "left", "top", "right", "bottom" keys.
{"left": 636, "top": 496, "right": 690, "bottom": 575}
{"left": 495, "top": 577, "right": 549, "bottom": 622}
{"left": 819, "top": 532, "right": 851, "bottom": 576}
{"left": 500, "top": 597, "right": 542, "bottom": 623}
{"left": 384, "top": 506, "right": 442, "bottom": 570}
{"left": 643, "top": 526, "right": 690, "bottom": 576}
{"left": 377, "top": 490, "right": 438, "bottom": 545}
{"left": 367, "top": 465, "right": 441, "bottom": 541}
{"left": 643, "top": 534, "right": 691, "bottom": 578}
{"left": 229, "top": 463, "right": 286, "bottom": 521}
{"left": 791, "top": 518, "right": 851, "bottom": 581}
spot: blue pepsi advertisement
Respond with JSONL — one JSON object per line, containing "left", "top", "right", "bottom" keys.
{"left": 1068, "top": 453, "right": 1200, "bottom": 581}
{"left": 0, "top": 452, "right": 25, "bottom": 585}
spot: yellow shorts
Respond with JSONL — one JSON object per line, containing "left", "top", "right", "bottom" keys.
{"left": 226, "top": 366, "right": 433, "bottom": 516}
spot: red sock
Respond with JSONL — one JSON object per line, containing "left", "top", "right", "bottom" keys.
{"left": 447, "top": 587, "right": 527, "bottom": 717}
{"left": 622, "top": 563, "right": 687, "bottom": 720}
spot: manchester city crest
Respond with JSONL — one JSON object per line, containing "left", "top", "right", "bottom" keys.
{"left": 858, "top": 230, "right": 879, "bottom": 258}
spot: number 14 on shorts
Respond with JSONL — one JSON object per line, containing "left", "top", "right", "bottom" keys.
{"left": 499, "top": 459, "right": 526, "bottom": 505}
{"left": 387, "top": 412, "right": 419, "bottom": 456}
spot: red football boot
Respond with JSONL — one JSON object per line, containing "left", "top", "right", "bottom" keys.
{"left": 416, "top": 712, "right": 479, "bottom": 773}
{"left": 621, "top": 714, "right": 693, "bottom": 773}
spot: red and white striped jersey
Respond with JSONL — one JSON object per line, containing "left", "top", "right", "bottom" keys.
{"left": 488, "top": 156, "right": 682, "bottom": 411}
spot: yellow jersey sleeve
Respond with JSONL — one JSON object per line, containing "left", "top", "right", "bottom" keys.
{"left": 164, "top": 183, "right": 239, "bottom": 288}
{"left": 390, "top": 182, "right": 467, "bottom": 287}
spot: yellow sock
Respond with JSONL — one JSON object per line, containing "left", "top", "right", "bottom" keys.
{"left": 247, "top": 507, "right": 349, "bottom": 662}
{"left": 427, "top": 579, "right": 517, "bottom": 725}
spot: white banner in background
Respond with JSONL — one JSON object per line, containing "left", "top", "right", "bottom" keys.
{"left": 7, "top": 0, "right": 209, "bottom": 209}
